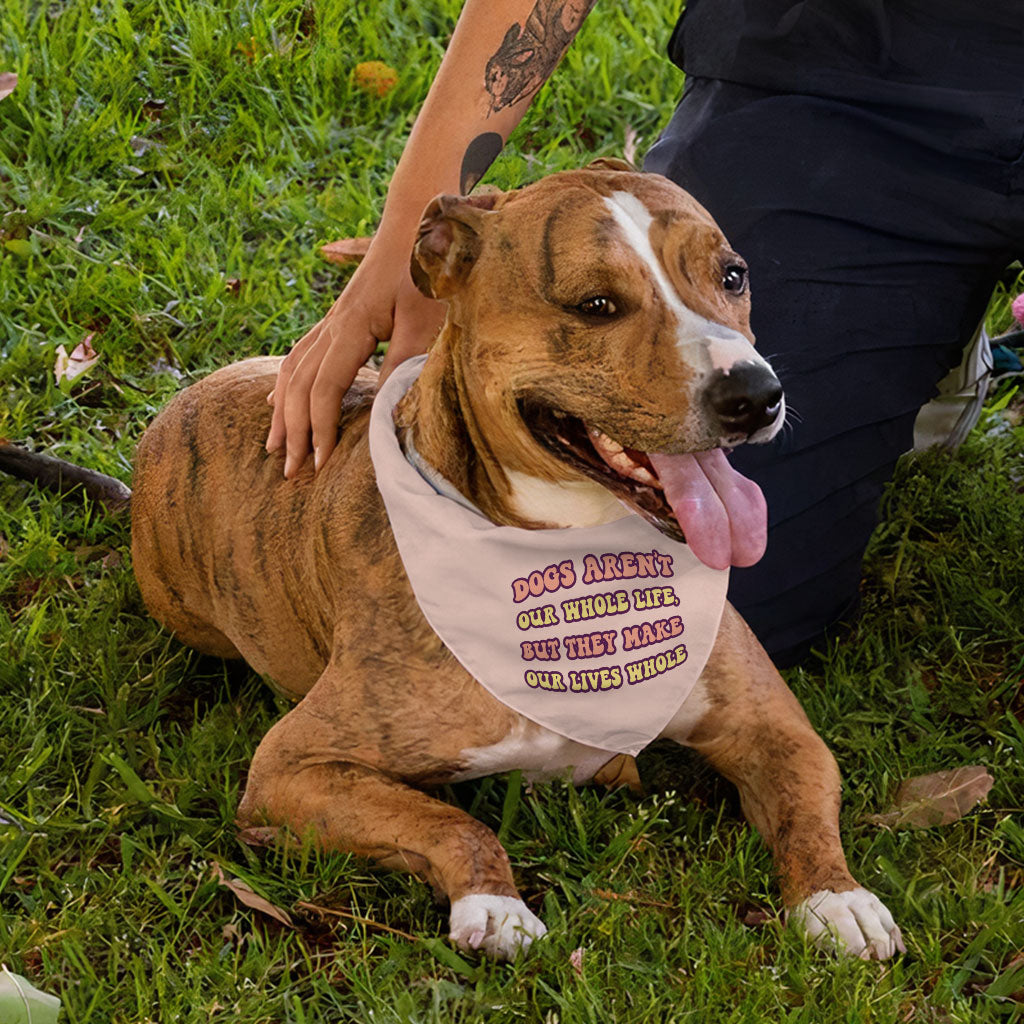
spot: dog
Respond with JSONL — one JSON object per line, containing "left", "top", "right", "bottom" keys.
{"left": 124, "top": 163, "right": 903, "bottom": 960}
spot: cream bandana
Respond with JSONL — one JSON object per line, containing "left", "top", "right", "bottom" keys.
{"left": 369, "top": 357, "right": 729, "bottom": 756}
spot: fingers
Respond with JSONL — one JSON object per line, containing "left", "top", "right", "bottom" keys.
{"left": 267, "top": 292, "right": 385, "bottom": 477}
{"left": 309, "top": 327, "right": 379, "bottom": 471}
{"left": 267, "top": 260, "right": 443, "bottom": 477}
{"left": 279, "top": 326, "right": 376, "bottom": 478}
{"left": 266, "top": 324, "right": 320, "bottom": 455}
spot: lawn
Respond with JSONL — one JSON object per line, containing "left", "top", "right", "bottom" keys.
{"left": 0, "top": 1, "right": 1022, "bottom": 1021}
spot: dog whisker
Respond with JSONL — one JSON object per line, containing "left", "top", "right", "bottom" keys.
{"left": 782, "top": 401, "right": 804, "bottom": 426}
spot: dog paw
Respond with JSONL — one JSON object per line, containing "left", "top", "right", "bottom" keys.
{"left": 449, "top": 894, "right": 547, "bottom": 960}
{"left": 789, "top": 887, "right": 905, "bottom": 960}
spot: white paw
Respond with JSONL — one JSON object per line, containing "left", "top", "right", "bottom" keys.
{"left": 449, "top": 894, "right": 547, "bottom": 960}
{"left": 789, "top": 887, "right": 905, "bottom": 960}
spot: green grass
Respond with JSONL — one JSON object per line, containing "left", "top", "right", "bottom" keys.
{"left": 1, "top": 1, "right": 1023, "bottom": 1021}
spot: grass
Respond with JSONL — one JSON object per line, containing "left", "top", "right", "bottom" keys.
{"left": 1, "top": 0, "right": 1022, "bottom": 1020}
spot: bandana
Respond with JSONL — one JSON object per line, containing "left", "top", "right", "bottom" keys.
{"left": 369, "top": 357, "right": 729, "bottom": 756}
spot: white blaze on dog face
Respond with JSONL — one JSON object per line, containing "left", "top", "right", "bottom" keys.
{"left": 600, "top": 189, "right": 785, "bottom": 448}
{"left": 603, "top": 190, "right": 771, "bottom": 379}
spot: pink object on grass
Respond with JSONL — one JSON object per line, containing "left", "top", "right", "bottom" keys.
{"left": 1012, "top": 293, "right": 1024, "bottom": 328}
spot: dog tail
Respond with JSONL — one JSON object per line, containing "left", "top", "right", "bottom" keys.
{"left": 0, "top": 440, "right": 131, "bottom": 511}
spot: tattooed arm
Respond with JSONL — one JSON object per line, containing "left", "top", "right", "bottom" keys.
{"left": 267, "top": 0, "right": 595, "bottom": 477}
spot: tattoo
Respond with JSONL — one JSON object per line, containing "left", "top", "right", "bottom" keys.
{"left": 484, "top": 0, "right": 596, "bottom": 113}
{"left": 460, "top": 132, "right": 504, "bottom": 193}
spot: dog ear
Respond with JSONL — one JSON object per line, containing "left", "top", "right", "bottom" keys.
{"left": 585, "top": 157, "right": 635, "bottom": 173}
{"left": 411, "top": 193, "right": 500, "bottom": 299}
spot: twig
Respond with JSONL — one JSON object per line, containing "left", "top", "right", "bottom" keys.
{"left": 293, "top": 901, "right": 420, "bottom": 942}
{"left": 0, "top": 441, "right": 131, "bottom": 511}
{"left": 588, "top": 888, "right": 677, "bottom": 911}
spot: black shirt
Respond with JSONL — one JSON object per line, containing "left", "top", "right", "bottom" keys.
{"left": 669, "top": 1, "right": 1024, "bottom": 110}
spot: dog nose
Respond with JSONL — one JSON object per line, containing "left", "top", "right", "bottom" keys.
{"left": 704, "top": 363, "right": 784, "bottom": 438}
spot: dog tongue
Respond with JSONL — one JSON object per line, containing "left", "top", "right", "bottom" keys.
{"left": 648, "top": 450, "right": 767, "bottom": 570}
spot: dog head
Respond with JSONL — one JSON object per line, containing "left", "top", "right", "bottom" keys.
{"left": 408, "top": 164, "right": 785, "bottom": 569}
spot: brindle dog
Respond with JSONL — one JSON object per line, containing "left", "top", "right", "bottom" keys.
{"left": 126, "top": 165, "right": 903, "bottom": 960}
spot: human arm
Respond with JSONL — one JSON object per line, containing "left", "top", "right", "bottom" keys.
{"left": 266, "top": 0, "right": 597, "bottom": 476}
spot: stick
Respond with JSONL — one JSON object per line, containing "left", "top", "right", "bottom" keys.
{"left": 293, "top": 901, "right": 421, "bottom": 942}
{"left": 0, "top": 441, "right": 131, "bottom": 511}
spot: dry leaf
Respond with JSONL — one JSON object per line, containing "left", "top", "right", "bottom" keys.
{"left": 140, "top": 97, "right": 166, "bottom": 121}
{"left": 236, "top": 36, "right": 259, "bottom": 62}
{"left": 741, "top": 906, "right": 771, "bottom": 928}
{"left": 353, "top": 61, "right": 398, "bottom": 97}
{"left": 213, "top": 863, "right": 294, "bottom": 928}
{"left": 101, "top": 550, "right": 123, "bottom": 569}
{"left": 569, "top": 947, "right": 584, "bottom": 978}
{"left": 624, "top": 125, "right": 638, "bottom": 167}
{"left": 0, "top": 534, "right": 8, "bottom": 560}
{"left": 129, "top": 135, "right": 162, "bottom": 156}
{"left": 868, "top": 766, "right": 994, "bottom": 829}
{"left": 236, "top": 825, "right": 282, "bottom": 848}
{"left": 151, "top": 357, "right": 183, "bottom": 380}
{"left": 54, "top": 333, "right": 100, "bottom": 385}
{"left": 0, "top": 73, "right": 16, "bottom": 102}
{"left": 320, "top": 237, "right": 373, "bottom": 266}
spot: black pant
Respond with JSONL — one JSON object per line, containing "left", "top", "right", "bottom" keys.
{"left": 645, "top": 78, "right": 1024, "bottom": 661}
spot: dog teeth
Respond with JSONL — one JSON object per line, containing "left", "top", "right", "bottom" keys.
{"left": 588, "top": 427, "right": 624, "bottom": 456}
{"left": 588, "top": 428, "right": 658, "bottom": 487}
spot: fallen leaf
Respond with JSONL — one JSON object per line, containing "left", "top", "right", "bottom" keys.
{"left": 570, "top": 947, "right": 584, "bottom": 978}
{"left": 140, "top": 97, "right": 166, "bottom": 121}
{"left": 353, "top": 61, "right": 398, "bottom": 97}
{"left": 236, "top": 36, "right": 260, "bottom": 62}
{"left": 0, "top": 73, "right": 16, "bottom": 102}
{"left": 320, "top": 237, "right": 373, "bottom": 265}
{"left": 624, "top": 124, "right": 638, "bottom": 167}
{"left": 213, "top": 863, "right": 294, "bottom": 928}
{"left": 867, "top": 766, "right": 994, "bottom": 829}
{"left": 129, "top": 135, "right": 162, "bottom": 156}
{"left": 739, "top": 905, "right": 772, "bottom": 928}
{"left": 151, "top": 357, "right": 183, "bottom": 380}
{"left": 0, "top": 534, "right": 7, "bottom": 560}
{"left": 101, "top": 550, "right": 122, "bottom": 569}
{"left": 0, "top": 966, "right": 61, "bottom": 1024}
{"left": 54, "top": 333, "right": 100, "bottom": 386}
{"left": 237, "top": 824, "right": 282, "bottom": 848}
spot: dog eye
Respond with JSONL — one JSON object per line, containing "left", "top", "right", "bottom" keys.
{"left": 575, "top": 295, "right": 618, "bottom": 317}
{"left": 722, "top": 264, "right": 748, "bottom": 295}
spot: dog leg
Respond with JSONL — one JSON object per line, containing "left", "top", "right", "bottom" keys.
{"left": 666, "top": 605, "right": 904, "bottom": 959}
{"left": 238, "top": 708, "right": 546, "bottom": 960}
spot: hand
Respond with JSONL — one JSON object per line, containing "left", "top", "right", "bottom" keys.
{"left": 266, "top": 245, "right": 446, "bottom": 477}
